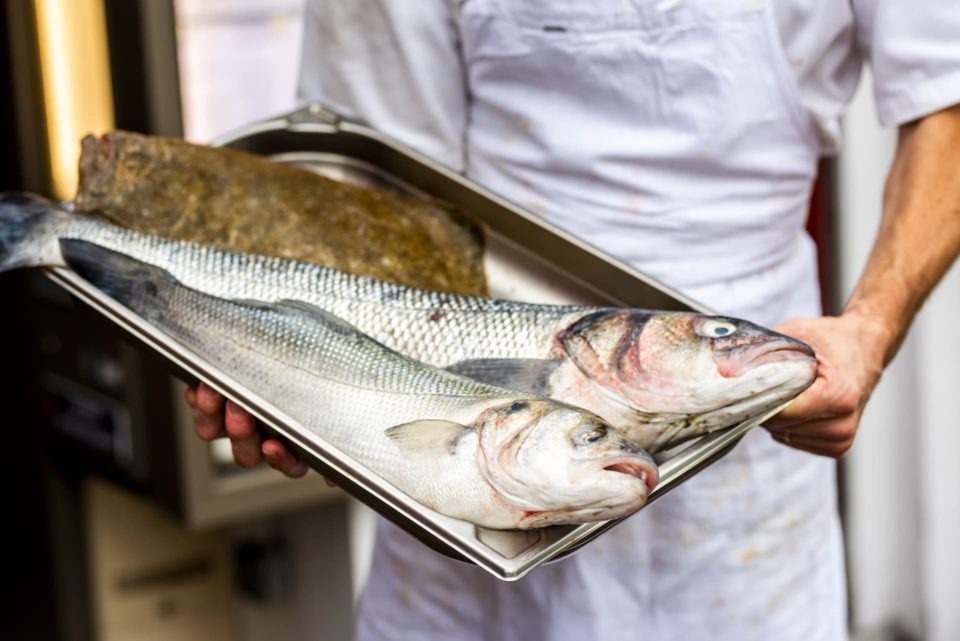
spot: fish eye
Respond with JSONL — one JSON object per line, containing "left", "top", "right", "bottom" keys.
{"left": 577, "top": 426, "right": 608, "bottom": 445}
{"left": 698, "top": 319, "right": 738, "bottom": 339}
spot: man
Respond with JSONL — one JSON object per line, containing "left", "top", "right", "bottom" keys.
{"left": 187, "top": 1, "right": 960, "bottom": 639}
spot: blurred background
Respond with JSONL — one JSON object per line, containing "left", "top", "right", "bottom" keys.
{"left": 0, "top": 1, "right": 956, "bottom": 640}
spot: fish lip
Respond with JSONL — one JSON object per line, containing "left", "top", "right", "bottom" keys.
{"left": 744, "top": 340, "right": 816, "bottom": 369}
{"left": 686, "top": 376, "right": 813, "bottom": 434}
{"left": 601, "top": 457, "right": 658, "bottom": 492}
{"left": 717, "top": 338, "right": 816, "bottom": 378}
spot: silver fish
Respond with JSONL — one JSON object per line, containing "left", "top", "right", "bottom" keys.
{"left": 58, "top": 239, "right": 657, "bottom": 530}
{"left": 1, "top": 194, "right": 818, "bottom": 452}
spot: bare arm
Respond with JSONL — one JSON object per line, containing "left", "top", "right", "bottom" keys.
{"left": 766, "top": 103, "right": 960, "bottom": 457}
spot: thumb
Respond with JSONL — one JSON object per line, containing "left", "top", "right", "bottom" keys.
{"left": 765, "top": 374, "right": 825, "bottom": 429}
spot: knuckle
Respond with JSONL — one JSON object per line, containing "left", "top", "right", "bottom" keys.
{"left": 225, "top": 415, "right": 256, "bottom": 439}
{"left": 196, "top": 387, "right": 223, "bottom": 414}
{"left": 230, "top": 441, "right": 261, "bottom": 468}
{"left": 284, "top": 461, "right": 307, "bottom": 479}
{"left": 196, "top": 398, "right": 221, "bottom": 416}
{"left": 195, "top": 427, "right": 218, "bottom": 442}
{"left": 840, "top": 435, "right": 856, "bottom": 453}
{"left": 224, "top": 404, "right": 255, "bottom": 436}
{"left": 828, "top": 439, "right": 854, "bottom": 459}
{"left": 233, "top": 450, "right": 261, "bottom": 468}
{"left": 834, "top": 390, "right": 860, "bottom": 415}
{"left": 193, "top": 415, "right": 223, "bottom": 441}
{"left": 823, "top": 422, "right": 853, "bottom": 441}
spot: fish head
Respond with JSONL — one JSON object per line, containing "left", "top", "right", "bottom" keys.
{"left": 476, "top": 399, "right": 658, "bottom": 527}
{"left": 557, "top": 310, "right": 818, "bottom": 424}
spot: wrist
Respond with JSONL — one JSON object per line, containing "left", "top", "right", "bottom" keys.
{"left": 840, "top": 303, "right": 897, "bottom": 370}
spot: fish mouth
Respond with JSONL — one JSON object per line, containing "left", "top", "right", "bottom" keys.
{"left": 602, "top": 458, "right": 658, "bottom": 492}
{"left": 718, "top": 338, "right": 816, "bottom": 378}
{"left": 678, "top": 373, "right": 818, "bottom": 441}
{"left": 746, "top": 340, "right": 815, "bottom": 367}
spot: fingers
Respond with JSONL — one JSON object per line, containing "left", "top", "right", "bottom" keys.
{"left": 766, "top": 416, "right": 854, "bottom": 443}
{"left": 262, "top": 439, "right": 309, "bottom": 478}
{"left": 766, "top": 413, "right": 858, "bottom": 459}
{"left": 225, "top": 401, "right": 264, "bottom": 468}
{"left": 769, "top": 430, "right": 854, "bottom": 458}
{"left": 766, "top": 363, "right": 859, "bottom": 431}
{"left": 186, "top": 383, "right": 311, "bottom": 477}
{"left": 764, "top": 383, "right": 824, "bottom": 429}
{"left": 765, "top": 314, "right": 887, "bottom": 460}
{"left": 191, "top": 382, "right": 227, "bottom": 441}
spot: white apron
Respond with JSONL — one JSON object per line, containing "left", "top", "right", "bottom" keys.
{"left": 356, "top": 1, "right": 846, "bottom": 639}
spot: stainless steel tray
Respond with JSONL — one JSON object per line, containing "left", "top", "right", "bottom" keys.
{"left": 45, "top": 104, "right": 782, "bottom": 580}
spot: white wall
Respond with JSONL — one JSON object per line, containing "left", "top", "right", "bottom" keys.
{"left": 915, "top": 255, "right": 960, "bottom": 641}
{"left": 838, "top": 72, "right": 960, "bottom": 641}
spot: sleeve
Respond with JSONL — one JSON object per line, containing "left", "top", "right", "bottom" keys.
{"left": 296, "top": 0, "right": 468, "bottom": 171}
{"left": 854, "top": 0, "right": 960, "bottom": 126}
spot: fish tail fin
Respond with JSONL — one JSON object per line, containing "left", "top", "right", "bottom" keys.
{"left": 0, "top": 192, "right": 72, "bottom": 271}
{"left": 59, "top": 238, "right": 172, "bottom": 313}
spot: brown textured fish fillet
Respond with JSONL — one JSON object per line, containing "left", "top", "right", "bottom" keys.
{"left": 74, "top": 131, "right": 487, "bottom": 296}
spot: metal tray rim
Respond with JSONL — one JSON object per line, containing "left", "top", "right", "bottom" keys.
{"left": 48, "top": 264, "right": 782, "bottom": 581}
{"left": 45, "top": 105, "right": 786, "bottom": 580}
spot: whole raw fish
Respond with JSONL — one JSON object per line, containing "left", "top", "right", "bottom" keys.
{"left": 60, "top": 239, "right": 657, "bottom": 529}
{"left": 0, "top": 194, "right": 818, "bottom": 452}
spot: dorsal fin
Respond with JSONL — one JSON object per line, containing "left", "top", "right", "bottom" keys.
{"left": 273, "top": 298, "right": 335, "bottom": 318}
{"left": 230, "top": 297, "right": 360, "bottom": 329}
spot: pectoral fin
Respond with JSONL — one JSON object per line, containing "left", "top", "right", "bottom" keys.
{"left": 445, "top": 358, "right": 560, "bottom": 395}
{"left": 385, "top": 420, "right": 471, "bottom": 457}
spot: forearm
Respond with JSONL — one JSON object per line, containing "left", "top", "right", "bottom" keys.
{"left": 843, "top": 104, "right": 960, "bottom": 366}
{"left": 766, "top": 105, "right": 960, "bottom": 455}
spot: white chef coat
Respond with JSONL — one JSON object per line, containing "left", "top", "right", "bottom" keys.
{"left": 296, "top": 1, "right": 960, "bottom": 640}
{"left": 300, "top": 0, "right": 960, "bottom": 165}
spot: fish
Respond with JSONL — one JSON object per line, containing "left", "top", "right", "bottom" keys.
{"left": 58, "top": 238, "right": 658, "bottom": 530}
{"left": 0, "top": 194, "right": 818, "bottom": 452}
{"left": 74, "top": 131, "right": 488, "bottom": 296}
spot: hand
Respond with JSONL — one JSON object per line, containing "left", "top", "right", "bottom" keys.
{"left": 764, "top": 312, "right": 888, "bottom": 458}
{"left": 184, "top": 382, "right": 309, "bottom": 478}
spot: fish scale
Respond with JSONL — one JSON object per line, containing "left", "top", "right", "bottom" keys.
{"left": 67, "top": 237, "right": 515, "bottom": 485}
{"left": 65, "top": 214, "right": 583, "bottom": 366}
{"left": 1, "top": 196, "right": 818, "bottom": 454}
{"left": 56, "top": 238, "right": 657, "bottom": 529}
